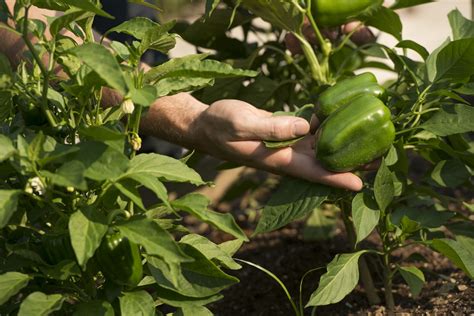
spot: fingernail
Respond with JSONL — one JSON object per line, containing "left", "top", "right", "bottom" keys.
{"left": 293, "top": 120, "right": 309, "bottom": 136}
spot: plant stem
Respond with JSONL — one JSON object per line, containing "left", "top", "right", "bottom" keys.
{"left": 359, "top": 256, "right": 382, "bottom": 305}
{"left": 294, "top": 33, "right": 326, "bottom": 84}
{"left": 305, "top": 2, "right": 330, "bottom": 58}
{"left": 262, "top": 45, "right": 309, "bottom": 80}
{"left": 22, "top": 6, "right": 57, "bottom": 127}
{"left": 299, "top": 267, "right": 324, "bottom": 316}
{"left": 339, "top": 199, "right": 381, "bottom": 306}
{"left": 383, "top": 253, "right": 395, "bottom": 313}
{"left": 235, "top": 259, "right": 301, "bottom": 316}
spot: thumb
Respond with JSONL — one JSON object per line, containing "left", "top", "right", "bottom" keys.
{"left": 245, "top": 116, "right": 310, "bottom": 141}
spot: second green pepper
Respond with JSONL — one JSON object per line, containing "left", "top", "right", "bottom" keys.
{"left": 311, "top": 0, "right": 384, "bottom": 27}
{"left": 315, "top": 94, "right": 395, "bottom": 172}
{"left": 316, "top": 72, "right": 386, "bottom": 120}
{"left": 95, "top": 231, "right": 143, "bottom": 287}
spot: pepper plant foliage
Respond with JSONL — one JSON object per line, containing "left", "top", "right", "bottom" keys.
{"left": 195, "top": 0, "right": 474, "bottom": 313}
{"left": 0, "top": 0, "right": 256, "bottom": 315}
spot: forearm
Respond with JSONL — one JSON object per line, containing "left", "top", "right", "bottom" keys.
{"left": 140, "top": 93, "right": 209, "bottom": 150}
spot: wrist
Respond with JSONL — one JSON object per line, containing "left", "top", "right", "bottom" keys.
{"left": 140, "top": 93, "right": 209, "bottom": 149}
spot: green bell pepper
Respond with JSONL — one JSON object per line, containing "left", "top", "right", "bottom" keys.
{"left": 316, "top": 72, "right": 386, "bottom": 120}
{"left": 312, "top": 0, "right": 383, "bottom": 27}
{"left": 315, "top": 94, "right": 395, "bottom": 172}
{"left": 95, "top": 231, "right": 143, "bottom": 287}
{"left": 43, "top": 233, "right": 76, "bottom": 265}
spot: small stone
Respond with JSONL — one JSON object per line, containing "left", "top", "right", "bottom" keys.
{"left": 457, "top": 284, "right": 468, "bottom": 292}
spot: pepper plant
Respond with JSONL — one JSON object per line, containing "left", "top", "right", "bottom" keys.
{"left": 0, "top": 0, "right": 257, "bottom": 315}
{"left": 197, "top": 0, "right": 474, "bottom": 313}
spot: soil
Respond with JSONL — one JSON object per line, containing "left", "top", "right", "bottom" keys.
{"left": 166, "top": 160, "right": 474, "bottom": 316}
{"left": 209, "top": 223, "right": 474, "bottom": 316}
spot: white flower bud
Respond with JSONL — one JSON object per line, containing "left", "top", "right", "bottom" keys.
{"left": 28, "top": 176, "right": 46, "bottom": 196}
{"left": 130, "top": 134, "right": 142, "bottom": 151}
{"left": 121, "top": 99, "right": 135, "bottom": 114}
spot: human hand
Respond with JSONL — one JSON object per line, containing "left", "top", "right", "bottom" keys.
{"left": 191, "top": 99, "right": 363, "bottom": 191}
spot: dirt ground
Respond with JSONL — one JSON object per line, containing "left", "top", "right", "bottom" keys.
{"left": 209, "top": 223, "right": 473, "bottom": 316}
{"left": 177, "top": 165, "right": 474, "bottom": 316}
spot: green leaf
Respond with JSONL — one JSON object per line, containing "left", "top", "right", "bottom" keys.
{"left": 41, "top": 160, "right": 88, "bottom": 191}
{"left": 31, "top": 0, "right": 69, "bottom": 10}
{"left": 172, "top": 193, "right": 248, "bottom": 241}
{"left": 117, "top": 218, "right": 192, "bottom": 263}
{"left": 61, "top": 0, "right": 114, "bottom": 18}
{"left": 463, "top": 202, "right": 474, "bottom": 213}
{"left": 103, "top": 17, "right": 160, "bottom": 40}
{"left": 39, "top": 137, "right": 79, "bottom": 166}
{"left": 69, "top": 43, "right": 129, "bottom": 95}
{"left": 0, "top": 135, "right": 15, "bottom": 162}
{"left": 399, "top": 266, "right": 425, "bottom": 298}
{"left": 174, "top": 306, "right": 213, "bottom": 316}
{"left": 302, "top": 208, "right": 337, "bottom": 241}
{"left": 0, "top": 190, "right": 20, "bottom": 229}
{"left": 218, "top": 239, "right": 243, "bottom": 257}
{"left": 0, "top": 272, "right": 30, "bottom": 305}
{"left": 127, "top": 153, "right": 204, "bottom": 185}
{"left": 428, "top": 38, "right": 474, "bottom": 83}
{"left": 148, "top": 244, "right": 238, "bottom": 298}
{"left": 352, "top": 192, "right": 380, "bottom": 245}
{"left": 391, "top": 0, "right": 433, "bottom": 10}
{"left": 79, "top": 126, "right": 126, "bottom": 152}
{"left": 145, "top": 54, "right": 209, "bottom": 82}
{"left": 154, "top": 286, "right": 222, "bottom": 308}
{"left": 126, "top": 173, "right": 170, "bottom": 208}
{"left": 75, "top": 142, "right": 129, "bottom": 181}
{"left": 180, "top": 234, "right": 242, "bottom": 270}
{"left": 39, "top": 260, "right": 81, "bottom": 281}
{"left": 431, "top": 236, "right": 474, "bottom": 278}
{"left": 50, "top": 8, "right": 92, "bottom": 35}
{"left": 366, "top": 7, "right": 402, "bottom": 40}
{"left": 240, "top": 0, "right": 304, "bottom": 32}
{"left": 113, "top": 180, "right": 146, "bottom": 211}
{"left": 0, "top": 53, "right": 12, "bottom": 76}
{"left": 255, "top": 177, "right": 330, "bottom": 234}
{"left": 139, "top": 21, "right": 177, "bottom": 54}
{"left": 396, "top": 40, "right": 429, "bottom": 60}
{"left": 148, "top": 58, "right": 257, "bottom": 85}
{"left": 73, "top": 300, "right": 115, "bottom": 316}
{"left": 239, "top": 75, "right": 280, "bottom": 107}
{"left": 430, "top": 159, "right": 471, "bottom": 187}
{"left": 446, "top": 221, "right": 474, "bottom": 238}
{"left": 68, "top": 208, "right": 108, "bottom": 268}
{"left": 448, "top": 9, "right": 474, "bottom": 40}
{"left": 421, "top": 104, "right": 474, "bottom": 136}
{"left": 130, "top": 85, "right": 157, "bottom": 106}
{"left": 155, "top": 77, "right": 214, "bottom": 97}
{"left": 119, "top": 291, "right": 155, "bottom": 316}
{"left": 374, "top": 159, "right": 394, "bottom": 212}
{"left": 391, "top": 207, "right": 454, "bottom": 229}
{"left": 306, "top": 251, "right": 367, "bottom": 306}
{"left": 18, "top": 292, "right": 64, "bottom": 316}
{"left": 264, "top": 104, "right": 314, "bottom": 148}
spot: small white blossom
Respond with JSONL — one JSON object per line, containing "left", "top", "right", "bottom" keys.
{"left": 130, "top": 134, "right": 142, "bottom": 151}
{"left": 121, "top": 99, "right": 135, "bottom": 114}
{"left": 27, "top": 177, "right": 46, "bottom": 196}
